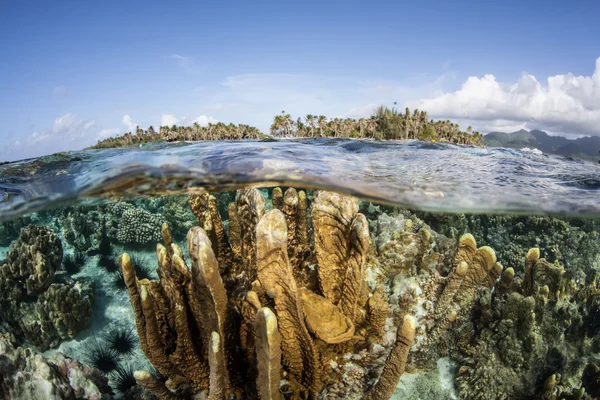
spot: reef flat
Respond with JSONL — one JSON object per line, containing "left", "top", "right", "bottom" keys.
{"left": 0, "top": 188, "right": 599, "bottom": 399}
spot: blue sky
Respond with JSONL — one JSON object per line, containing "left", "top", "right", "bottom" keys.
{"left": 1, "top": 0, "right": 599, "bottom": 161}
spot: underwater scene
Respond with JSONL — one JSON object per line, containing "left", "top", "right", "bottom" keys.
{"left": 1, "top": 140, "right": 600, "bottom": 400}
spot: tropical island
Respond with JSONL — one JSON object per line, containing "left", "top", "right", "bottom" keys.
{"left": 89, "top": 106, "right": 484, "bottom": 149}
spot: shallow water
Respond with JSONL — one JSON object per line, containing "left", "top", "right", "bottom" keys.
{"left": 0, "top": 139, "right": 599, "bottom": 400}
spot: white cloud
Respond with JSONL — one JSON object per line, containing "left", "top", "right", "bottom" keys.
{"left": 161, "top": 114, "right": 179, "bottom": 127}
{"left": 408, "top": 57, "right": 600, "bottom": 135}
{"left": 122, "top": 115, "right": 137, "bottom": 131}
{"left": 192, "top": 115, "right": 218, "bottom": 126}
{"left": 158, "top": 113, "right": 218, "bottom": 128}
{"left": 1, "top": 113, "right": 97, "bottom": 161}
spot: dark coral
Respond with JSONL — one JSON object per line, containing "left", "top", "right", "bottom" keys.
{"left": 0, "top": 225, "right": 94, "bottom": 350}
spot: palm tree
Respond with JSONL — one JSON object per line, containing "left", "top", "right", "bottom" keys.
{"left": 270, "top": 115, "right": 282, "bottom": 137}
{"left": 281, "top": 113, "right": 294, "bottom": 137}
{"left": 317, "top": 115, "right": 327, "bottom": 137}
{"left": 305, "top": 114, "right": 315, "bottom": 137}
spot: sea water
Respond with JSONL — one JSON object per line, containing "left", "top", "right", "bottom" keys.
{"left": 0, "top": 139, "right": 599, "bottom": 400}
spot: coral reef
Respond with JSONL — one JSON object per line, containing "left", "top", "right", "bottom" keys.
{"left": 106, "top": 202, "right": 167, "bottom": 245}
{"left": 140, "top": 195, "right": 197, "bottom": 239}
{"left": 0, "top": 215, "right": 32, "bottom": 246}
{"left": 378, "top": 209, "right": 600, "bottom": 399}
{"left": 418, "top": 212, "right": 600, "bottom": 274}
{"left": 119, "top": 188, "right": 415, "bottom": 399}
{"left": 59, "top": 206, "right": 105, "bottom": 253}
{"left": 0, "top": 332, "right": 112, "bottom": 399}
{"left": 3, "top": 189, "right": 597, "bottom": 400}
{"left": 0, "top": 225, "right": 94, "bottom": 350}
{"left": 369, "top": 209, "right": 458, "bottom": 279}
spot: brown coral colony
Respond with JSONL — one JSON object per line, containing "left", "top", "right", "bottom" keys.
{"left": 119, "top": 188, "right": 413, "bottom": 399}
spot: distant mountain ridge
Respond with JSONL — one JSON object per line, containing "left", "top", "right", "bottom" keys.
{"left": 484, "top": 129, "right": 600, "bottom": 160}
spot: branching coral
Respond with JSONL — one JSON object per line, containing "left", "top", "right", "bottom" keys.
{"left": 418, "top": 213, "right": 600, "bottom": 274}
{"left": 0, "top": 225, "right": 94, "bottom": 350}
{"left": 386, "top": 227, "right": 599, "bottom": 399}
{"left": 359, "top": 207, "right": 600, "bottom": 399}
{"left": 120, "top": 188, "right": 414, "bottom": 400}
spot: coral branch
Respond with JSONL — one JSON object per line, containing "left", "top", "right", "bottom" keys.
{"left": 255, "top": 307, "right": 282, "bottom": 400}
{"left": 364, "top": 315, "right": 416, "bottom": 400}
{"left": 256, "top": 209, "right": 322, "bottom": 395}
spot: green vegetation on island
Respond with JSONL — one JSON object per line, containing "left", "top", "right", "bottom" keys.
{"left": 90, "top": 105, "right": 484, "bottom": 149}
{"left": 271, "top": 106, "right": 484, "bottom": 145}
{"left": 90, "top": 123, "right": 264, "bottom": 149}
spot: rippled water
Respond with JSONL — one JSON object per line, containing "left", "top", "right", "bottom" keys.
{"left": 1, "top": 138, "right": 600, "bottom": 220}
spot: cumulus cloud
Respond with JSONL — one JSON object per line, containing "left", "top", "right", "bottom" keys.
{"left": 158, "top": 113, "right": 217, "bottom": 127}
{"left": 192, "top": 115, "right": 218, "bottom": 126}
{"left": 1, "top": 113, "right": 97, "bottom": 161}
{"left": 122, "top": 115, "right": 137, "bottom": 131}
{"left": 161, "top": 114, "right": 179, "bottom": 127}
{"left": 52, "top": 113, "right": 94, "bottom": 136}
{"left": 408, "top": 57, "right": 600, "bottom": 135}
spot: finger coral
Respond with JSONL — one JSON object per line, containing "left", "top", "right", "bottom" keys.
{"left": 120, "top": 188, "right": 414, "bottom": 400}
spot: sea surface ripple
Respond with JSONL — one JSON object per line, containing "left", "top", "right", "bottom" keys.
{"left": 1, "top": 138, "right": 599, "bottom": 221}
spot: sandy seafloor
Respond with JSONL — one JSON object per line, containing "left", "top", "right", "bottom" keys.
{"left": 0, "top": 231, "right": 459, "bottom": 400}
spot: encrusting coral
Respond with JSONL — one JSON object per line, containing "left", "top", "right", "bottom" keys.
{"left": 0, "top": 225, "right": 94, "bottom": 350}
{"left": 119, "top": 188, "right": 415, "bottom": 399}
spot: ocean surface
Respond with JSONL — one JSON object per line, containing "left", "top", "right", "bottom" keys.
{"left": 1, "top": 139, "right": 599, "bottom": 400}
{"left": 1, "top": 138, "right": 600, "bottom": 220}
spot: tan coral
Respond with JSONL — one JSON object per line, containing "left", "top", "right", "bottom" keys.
{"left": 133, "top": 371, "right": 178, "bottom": 400}
{"left": 121, "top": 188, "right": 412, "bottom": 400}
{"left": 120, "top": 225, "right": 226, "bottom": 397}
{"left": 366, "top": 286, "right": 391, "bottom": 342}
{"left": 453, "top": 233, "right": 478, "bottom": 268}
{"left": 312, "top": 191, "right": 370, "bottom": 323}
{"left": 256, "top": 209, "right": 322, "bottom": 395}
{"left": 298, "top": 287, "right": 355, "bottom": 344}
{"left": 189, "top": 193, "right": 232, "bottom": 272}
{"left": 364, "top": 315, "right": 416, "bottom": 400}
{"left": 233, "top": 189, "right": 266, "bottom": 280}
{"left": 254, "top": 307, "right": 282, "bottom": 400}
